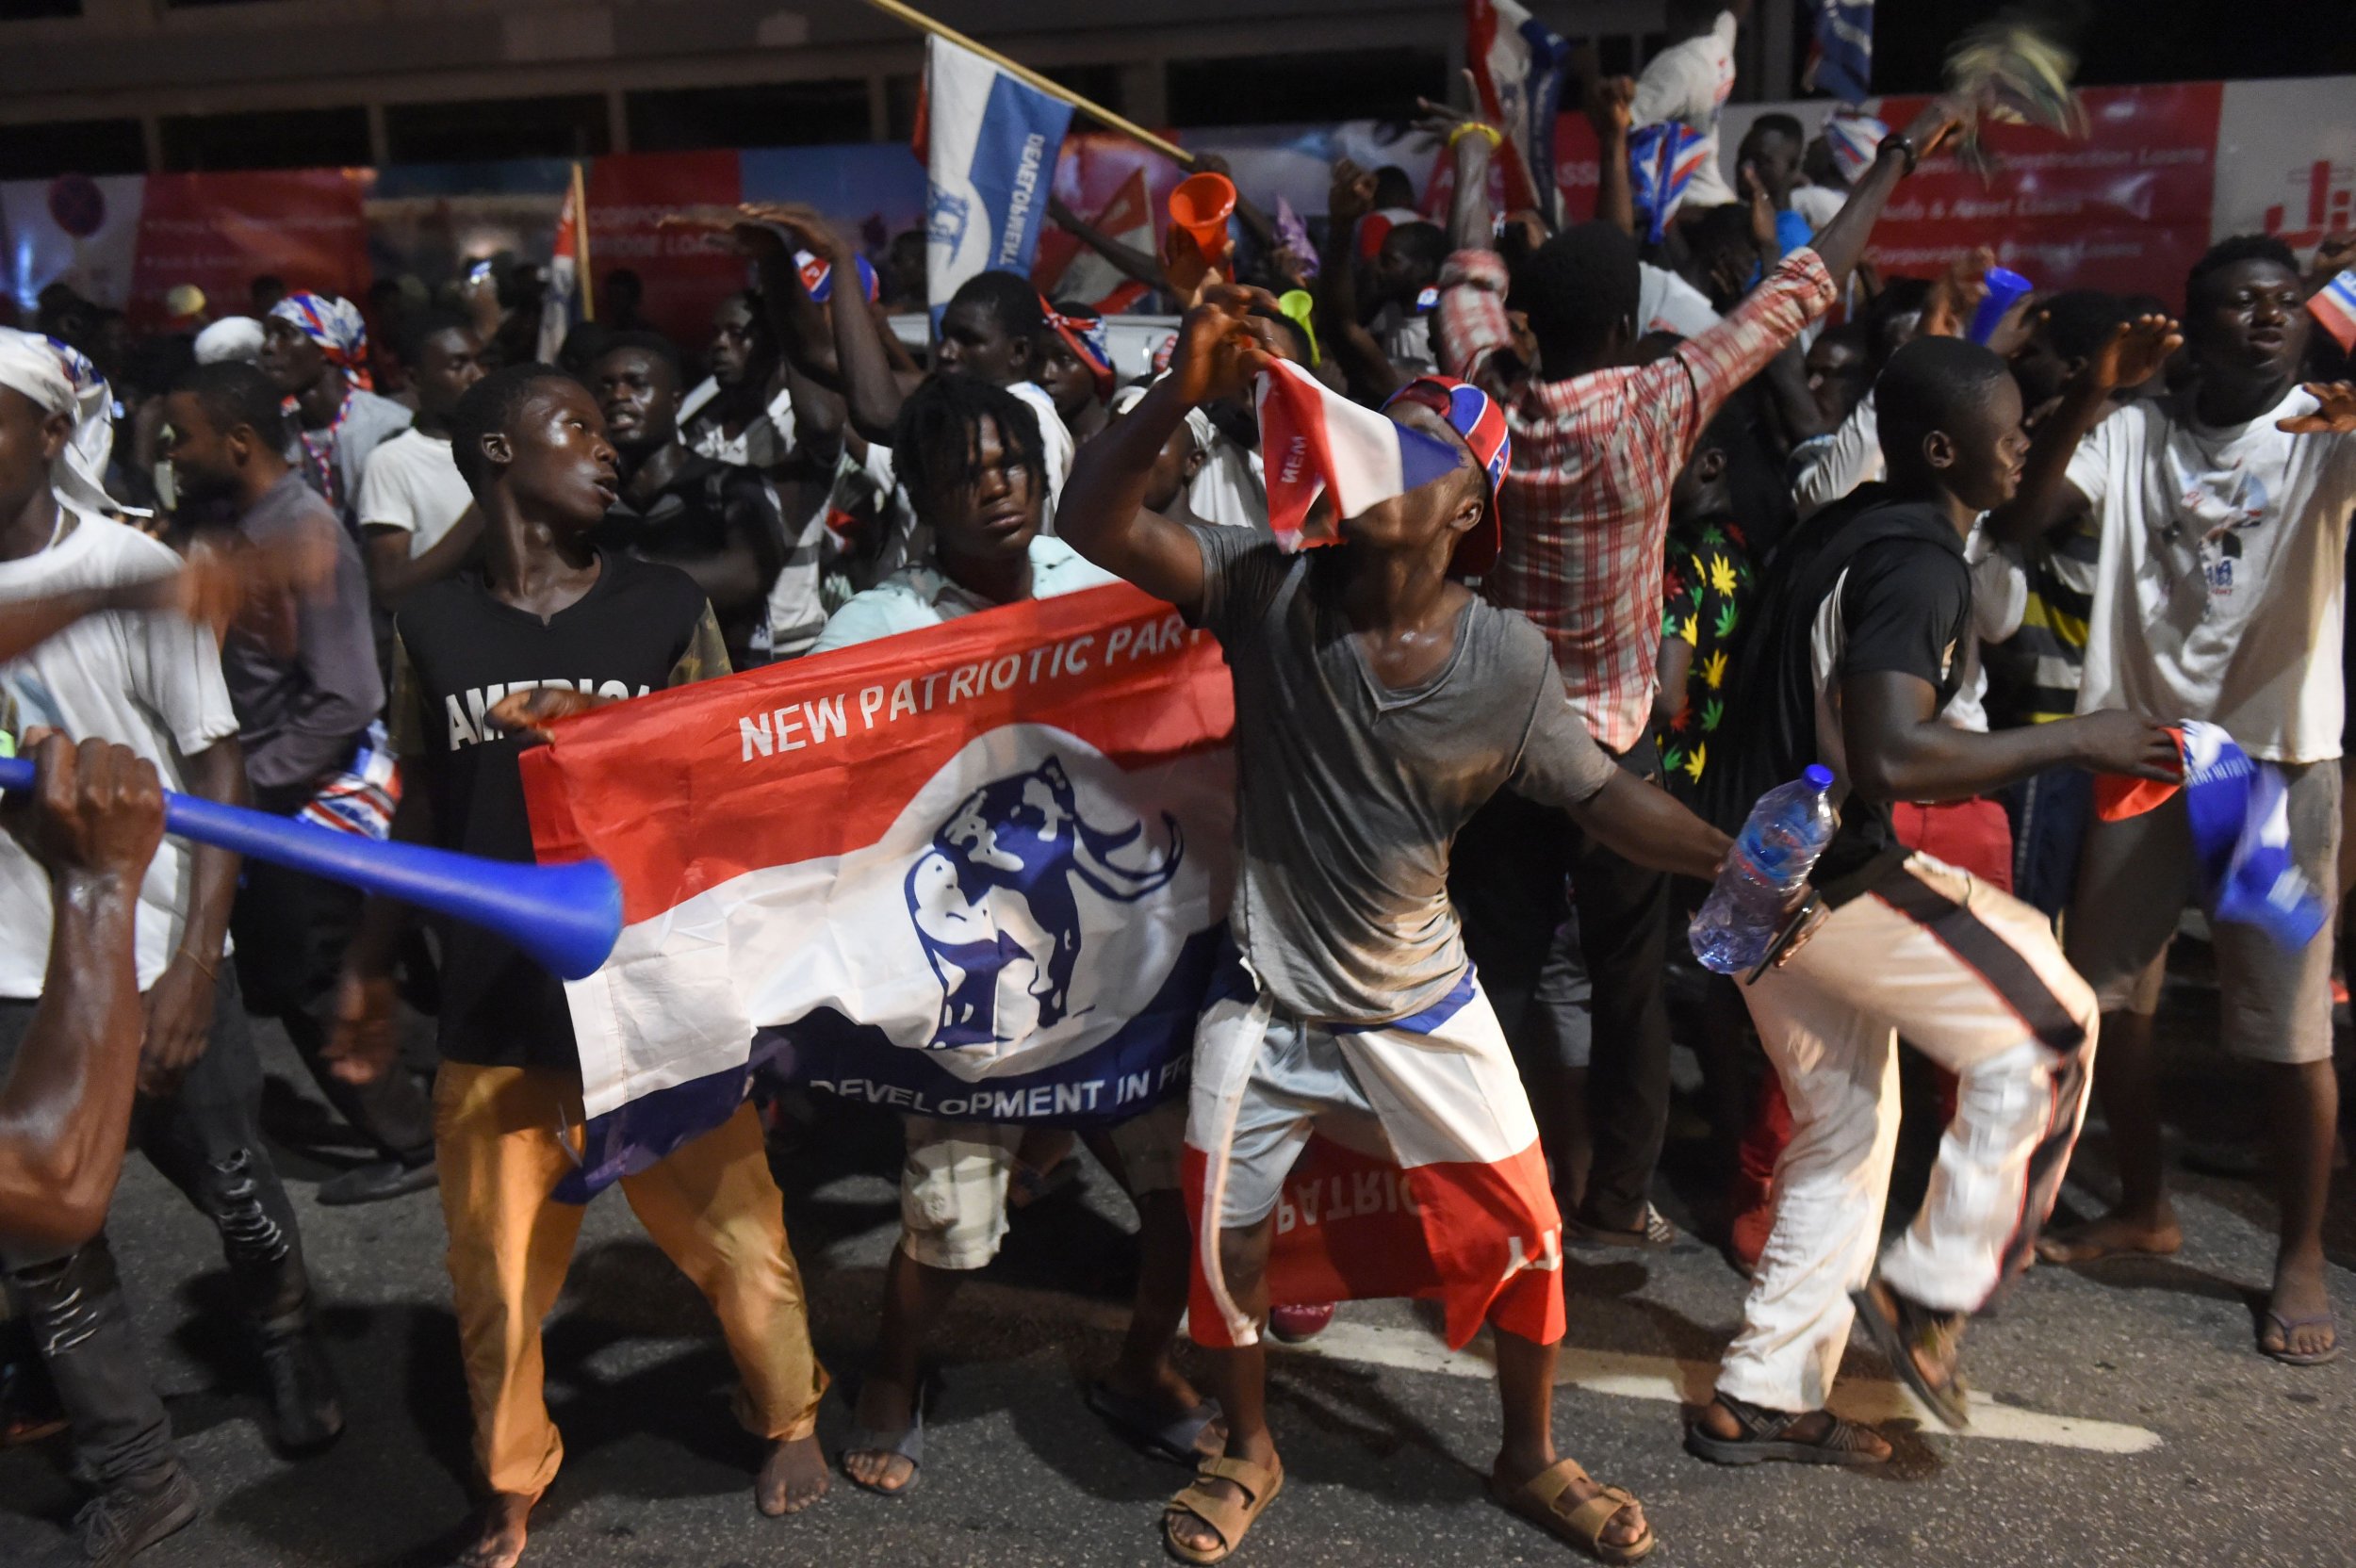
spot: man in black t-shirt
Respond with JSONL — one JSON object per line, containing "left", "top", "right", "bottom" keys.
{"left": 325, "top": 365, "right": 827, "bottom": 1568}
{"left": 590, "top": 334, "right": 786, "bottom": 670}
{"left": 1689, "top": 337, "right": 2177, "bottom": 1466}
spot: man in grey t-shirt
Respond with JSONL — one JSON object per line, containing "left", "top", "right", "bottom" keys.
{"left": 1058, "top": 289, "right": 1728, "bottom": 1564}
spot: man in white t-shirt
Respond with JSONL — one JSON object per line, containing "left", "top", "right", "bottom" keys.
{"left": 356, "top": 310, "right": 485, "bottom": 612}
{"left": 810, "top": 376, "right": 1219, "bottom": 1501}
{"left": 0, "top": 339, "right": 342, "bottom": 1562}
{"left": 1630, "top": 0, "right": 1746, "bottom": 213}
{"left": 1992, "top": 235, "right": 2356, "bottom": 1366}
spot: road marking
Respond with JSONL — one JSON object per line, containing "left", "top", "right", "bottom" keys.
{"left": 980, "top": 1285, "right": 2160, "bottom": 1456}
{"left": 1274, "top": 1320, "right": 2162, "bottom": 1455}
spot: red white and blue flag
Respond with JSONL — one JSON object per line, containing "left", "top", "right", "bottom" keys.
{"left": 2308, "top": 267, "right": 2356, "bottom": 354}
{"left": 2093, "top": 720, "right": 2327, "bottom": 949}
{"left": 1465, "top": 0, "right": 1575, "bottom": 225}
{"left": 915, "top": 36, "right": 1074, "bottom": 319}
{"left": 522, "top": 584, "right": 1234, "bottom": 1196}
{"left": 1256, "top": 358, "right": 1462, "bottom": 551}
{"left": 535, "top": 162, "right": 591, "bottom": 364}
{"left": 1628, "top": 121, "right": 1712, "bottom": 244}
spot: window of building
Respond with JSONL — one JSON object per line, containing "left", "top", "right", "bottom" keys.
{"left": 1040, "top": 64, "right": 1122, "bottom": 116}
{"left": 385, "top": 95, "right": 609, "bottom": 164}
{"left": 1167, "top": 48, "right": 1447, "bottom": 127}
{"left": 159, "top": 107, "right": 370, "bottom": 172}
{"left": 0, "top": 118, "right": 144, "bottom": 180}
{"left": 627, "top": 79, "right": 870, "bottom": 153}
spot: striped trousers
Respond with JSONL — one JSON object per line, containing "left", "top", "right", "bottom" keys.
{"left": 1716, "top": 853, "right": 2097, "bottom": 1414}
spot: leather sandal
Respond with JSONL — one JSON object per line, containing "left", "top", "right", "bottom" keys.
{"left": 1488, "top": 1456, "right": 1656, "bottom": 1564}
{"left": 1163, "top": 1455, "right": 1284, "bottom": 1564}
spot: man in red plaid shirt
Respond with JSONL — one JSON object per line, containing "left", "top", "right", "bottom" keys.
{"left": 1431, "top": 91, "right": 1965, "bottom": 1249}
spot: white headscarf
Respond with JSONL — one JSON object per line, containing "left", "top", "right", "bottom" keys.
{"left": 0, "top": 328, "right": 115, "bottom": 517}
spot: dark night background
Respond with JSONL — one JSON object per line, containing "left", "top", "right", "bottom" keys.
{"left": 1868, "top": 0, "right": 2356, "bottom": 91}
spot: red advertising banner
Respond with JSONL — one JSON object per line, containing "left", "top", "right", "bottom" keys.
{"left": 584, "top": 150, "right": 744, "bottom": 348}
{"left": 1866, "top": 83, "right": 2223, "bottom": 298}
{"left": 127, "top": 170, "right": 368, "bottom": 329}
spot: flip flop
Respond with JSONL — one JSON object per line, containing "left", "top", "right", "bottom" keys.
{"left": 841, "top": 1404, "right": 924, "bottom": 1498}
{"left": 2260, "top": 1310, "right": 2343, "bottom": 1366}
{"left": 1087, "top": 1380, "right": 1225, "bottom": 1466}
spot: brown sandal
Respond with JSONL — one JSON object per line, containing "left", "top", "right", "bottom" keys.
{"left": 1488, "top": 1457, "right": 1657, "bottom": 1564}
{"left": 1163, "top": 1455, "right": 1284, "bottom": 1565}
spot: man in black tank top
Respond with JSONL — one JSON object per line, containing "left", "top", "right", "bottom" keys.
{"left": 324, "top": 365, "right": 827, "bottom": 1568}
{"left": 1689, "top": 337, "right": 2177, "bottom": 1465}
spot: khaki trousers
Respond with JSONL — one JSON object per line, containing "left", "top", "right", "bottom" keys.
{"left": 434, "top": 1061, "right": 827, "bottom": 1497}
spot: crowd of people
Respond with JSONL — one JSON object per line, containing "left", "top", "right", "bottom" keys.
{"left": 3, "top": 24, "right": 2355, "bottom": 1568}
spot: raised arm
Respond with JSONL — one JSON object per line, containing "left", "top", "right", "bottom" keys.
{"left": 0, "top": 736, "right": 164, "bottom": 1252}
{"left": 1313, "top": 159, "right": 1402, "bottom": 403}
{"left": 1986, "top": 313, "right": 2180, "bottom": 548}
{"left": 1058, "top": 287, "right": 1275, "bottom": 612}
{"left": 1805, "top": 97, "right": 1967, "bottom": 293}
{"left": 1587, "top": 74, "right": 1637, "bottom": 236}
{"left": 733, "top": 212, "right": 842, "bottom": 384}
{"left": 1046, "top": 195, "right": 1168, "bottom": 296}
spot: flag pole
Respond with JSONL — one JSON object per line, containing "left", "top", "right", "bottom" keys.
{"left": 854, "top": 0, "right": 1197, "bottom": 167}
{"left": 572, "top": 162, "right": 595, "bottom": 321}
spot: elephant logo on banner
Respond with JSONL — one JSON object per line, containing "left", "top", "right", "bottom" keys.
{"left": 905, "top": 755, "right": 1184, "bottom": 1050}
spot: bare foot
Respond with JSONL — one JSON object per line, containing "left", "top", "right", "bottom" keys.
{"left": 2035, "top": 1206, "right": 2182, "bottom": 1266}
{"left": 844, "top": 1377, "right": 917, "bottom": 1494}
{"left": 2260, "top": 1250, "right": 2340, "bottom": 1362}
{"left": 452, "top": 1493, "right": 532, "bottom": 1568}
{"left": 757, "top": 1432, "right": 829, "bottom": 1515}
{"left": 1491, "top": 1449, "right": 1649, "bottom": 1554}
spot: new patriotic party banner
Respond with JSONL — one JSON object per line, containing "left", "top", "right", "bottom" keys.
{"left": 520, "top": 583, "right": 1235, "bottom": 1191}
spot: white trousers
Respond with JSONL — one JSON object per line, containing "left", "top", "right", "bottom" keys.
{"left": 1716, "top": 854, "right": 2098, "bottom": 1413}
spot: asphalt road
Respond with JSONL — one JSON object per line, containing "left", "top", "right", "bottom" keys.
{"left": 2, "top": 965, "right": 2351, "bottom": 1568}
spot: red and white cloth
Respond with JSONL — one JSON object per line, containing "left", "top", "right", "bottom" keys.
{"left": 1183, "top": 959, "right": 1564, "bottom": 1352}
{"left": 1436, "top": 246, "right": 1834, "bottom": 751}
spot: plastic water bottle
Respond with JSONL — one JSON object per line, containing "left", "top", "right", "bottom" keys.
{"left": 1689, "top": 765, "right": 1839, "bottom": 975}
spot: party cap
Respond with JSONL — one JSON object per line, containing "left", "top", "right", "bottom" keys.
{"left": 794, "top": 248, "right": 880, "bottom": 306}
{"left": 1384, "top": 373, "right": 1512, "bottom": 578}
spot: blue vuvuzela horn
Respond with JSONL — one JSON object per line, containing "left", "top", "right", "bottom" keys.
{"left": 0, "top": 757, "right": 621, "bottom": 981}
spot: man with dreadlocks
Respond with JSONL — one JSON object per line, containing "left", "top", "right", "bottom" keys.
{"left": 810, "top": 373, "right": 1222, "bottom": 1498}
{"left": 255, "top": 292, "right": 413, "bottom": 531}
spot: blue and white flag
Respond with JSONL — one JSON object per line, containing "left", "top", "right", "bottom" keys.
{"left": 916, "top": 36, "right": 1073, "bottom": 319}
{"left": 1806, "top": 1, "right": 1874, "bottom": 106}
